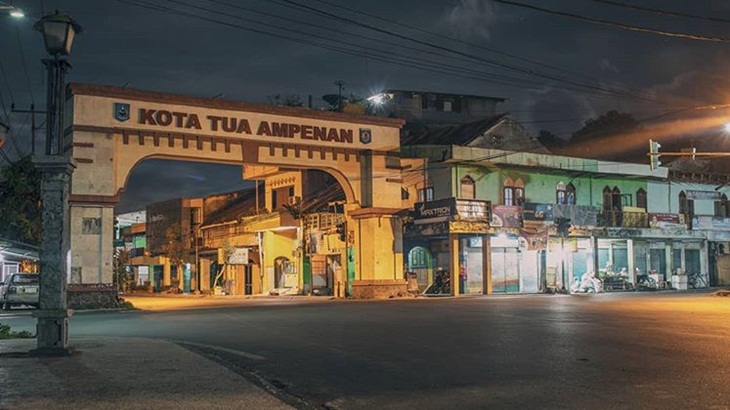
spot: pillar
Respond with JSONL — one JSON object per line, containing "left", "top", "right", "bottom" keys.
{"left": 627, "top": 239, "right": 636, "bottom": 284}
{"left": 482, "top": 234, "right": 492, "bottom": 295}
{"left": 199, "top": 258, "right": 211, "bottom": 291}
{"left": 32, "top": 156, "right": 75, "bottom": 356}
{"left": 449, "top": 233, "right": 460, "bottom": 297}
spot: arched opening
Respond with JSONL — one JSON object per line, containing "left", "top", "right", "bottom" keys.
{"left": 407, "top": 246, "right": 434, "bottom": 291}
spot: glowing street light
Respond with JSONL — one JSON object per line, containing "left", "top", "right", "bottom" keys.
{"left": 0, "top": 2, "right": 24, "bottom": 18}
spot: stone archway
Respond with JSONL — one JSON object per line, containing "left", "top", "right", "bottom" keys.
{"left": 67, "top": 83, "right": 407, "bottom": 297}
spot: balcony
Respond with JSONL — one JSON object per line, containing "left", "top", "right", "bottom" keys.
{"left": 598, "top": 210, "right": 649, "bottom": 228}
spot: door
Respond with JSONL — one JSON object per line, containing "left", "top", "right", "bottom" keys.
{"left": 244, "top": 264, "right": 253, "bottom": 295}
{"left": 492, "top": 248, "right": 520, "bottom": 293}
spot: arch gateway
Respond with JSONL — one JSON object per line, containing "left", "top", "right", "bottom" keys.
{"left": 67, "top": 83, "right": 408, "bottom": 298}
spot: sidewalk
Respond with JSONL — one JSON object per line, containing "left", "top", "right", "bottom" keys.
{"left": 0, "top": 337, "right": 293, "bottom": 410}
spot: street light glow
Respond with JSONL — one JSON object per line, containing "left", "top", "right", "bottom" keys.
{"left": 367, "top": 93, "right": 387, "bottom": 106}
{"left": 724, "top": 122, "right": 730, "bottom": 134}
{"left": 9, "top": 8, "right": 24, "bottom": 18}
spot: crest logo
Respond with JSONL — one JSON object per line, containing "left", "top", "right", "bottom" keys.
{"left": 113, "top": 102, "right": 130, "bottom": 122}
{"left": 359, "top": 128, "right": 372, "bottom": 144}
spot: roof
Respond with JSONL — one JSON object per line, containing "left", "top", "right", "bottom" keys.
{"left": 0, "top": 238, "right": 39, "bottom": 262}
{"left": 202, "top": 187, "right": 261, "bottom": 227}
{"left": 402, "top": 114, "right": 507, "bottom": 146}
{"left": 384, "top": 89, "right": 507, "bottom": 102}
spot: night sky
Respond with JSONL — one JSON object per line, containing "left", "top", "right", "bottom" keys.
{"left": 2, "top": 0, "right": 730, "bottom": 213}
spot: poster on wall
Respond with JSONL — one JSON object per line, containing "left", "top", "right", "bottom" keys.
{"left": 491, "top": 205, "right": 522, "bottom": 228}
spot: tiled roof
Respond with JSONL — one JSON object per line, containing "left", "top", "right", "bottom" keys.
{"left": 402, "top": 114, "right": 507, "bottom": 146}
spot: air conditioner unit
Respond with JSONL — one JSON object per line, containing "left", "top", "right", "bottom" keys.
{"left": 288, "top": 196, "right": 301, "bottom": 206}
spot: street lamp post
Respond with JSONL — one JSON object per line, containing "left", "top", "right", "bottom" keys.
{"left": 31, "top": 10, "right": 82, "bottom": 356}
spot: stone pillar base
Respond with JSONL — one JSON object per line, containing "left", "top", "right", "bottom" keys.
{"left": 31, "top": 309, "right": 72, "bottom": 356}
{"left": 351, "top": 279, "right": 408, "bottom": 299}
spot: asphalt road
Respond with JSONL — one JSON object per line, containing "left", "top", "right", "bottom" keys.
{"left": 3, "top": 292, "right": 730, "bottom": 409}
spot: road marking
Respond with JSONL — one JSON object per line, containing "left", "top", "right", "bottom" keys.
{"left": 176, "top": 340, "right": 266, "bottom": 361}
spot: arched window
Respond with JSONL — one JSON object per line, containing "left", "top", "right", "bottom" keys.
{"left": 611, "top": 187, "right": 622, "bottom": 211}
{"left": 460, "top": 175, "right": 475, "bottom": 199}
{"left": 679, "top": 191, "right": 694, "bottom": 215}
{"left": 503, "top": 178, "right": 525, "bottom": 206}
{"left": 602, "top": 186, "right": 612, "bottom": 211}
{"left": 556, "top": 182, "right": 566, "bottom": 204}
{"left": 566, "top": 183, "right": 576, "bottom": 205}
{"left": 636, "top": 188, "right": 647, "bottom": 209}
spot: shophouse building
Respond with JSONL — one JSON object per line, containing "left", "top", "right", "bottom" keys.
{"left": 401, "top": 124, "right": 730, "bottom": 293}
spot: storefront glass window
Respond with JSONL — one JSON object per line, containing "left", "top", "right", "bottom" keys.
{"left": 685, "top": 249, "right": 701, "bottom": 275}
{"left": 673, "top": 249, "right": 682, "bottom": 274}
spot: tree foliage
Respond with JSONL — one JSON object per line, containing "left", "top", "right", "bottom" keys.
{"left": 0, "top": 156, "right": 41, "bottom": 244}
{"left": 113, "top": 247, "right": 132, "bottom": 291}
{"left": 572, "top": 110, "right": 641, "bottom": 143}
{"left": 267, "top": 93, "right": 304, "bottom": 107}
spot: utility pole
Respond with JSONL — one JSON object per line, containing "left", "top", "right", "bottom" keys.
{"left": 334, "top": 80, "right": 345, "bottom": 112}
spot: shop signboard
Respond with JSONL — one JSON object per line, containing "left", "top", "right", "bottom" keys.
{"left": 523, "top": 203, "right": 553, "bottom": 230}
{"left": 649, "top": 213, "right": 686, "bottom": 229}
{"left": 491, "top": 205, "right": 522, "bottom": 228}
{"left": 692, "top": 215, "right": 730, "bottom": 231}
{"left": 449, "top": 220, "right": 489, "bottom": 234}
{"left": 685, "top": 190, "right": 721, "bottom": 200}
{"left": 413, "top": 198, "right": 456, "bottom": 224}
{"left": 523, "top": 203, "right": 554, "bottom": 222}
{"left": 414, "top": 198, "right": 490, "bottom": 224}
{"left": 454, "top": 199, "right": 491, "bottom": 221}
{"left": 227, "top": 247, "right": 250, "bottom": 265}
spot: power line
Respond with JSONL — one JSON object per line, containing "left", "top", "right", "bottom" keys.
{"left": 308, "top": 0, "right": 646, "bottom": 100}
{"left": 265, "top": 0, "right": 666, "bottom": 104}
{"left": 15, "top": 26, "right": 35, "bottom": 105}
{"left": 491, "top": 0, "right": 730, "bottom": 43}
{"left": 123, "top": 0, "right": 627, "bottom": 98}
{"left": 592, "top": 0, "right": 730, "bottom": 24}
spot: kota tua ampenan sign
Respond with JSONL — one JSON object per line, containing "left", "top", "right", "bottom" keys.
{"left": 112, "top": 102, "right": 372, "bottom": 145}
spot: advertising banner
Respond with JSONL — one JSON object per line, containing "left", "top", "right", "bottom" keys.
{"left": 491, "top": 205, "right": 522, "bottom": 228}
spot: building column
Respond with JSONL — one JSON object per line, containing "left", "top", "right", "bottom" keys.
{"left": 449, "top": 233, "right": 460, "bottom": 297}
{"left": 32, "top": 156, "right": 75, "bottom": 356}
{"left": 482, "top": 234, "right": 492, "bottom": 295}
{"left": 627, "top": 239, "right": 636, "bottom": 284}
{"left": 592, "top": 236, "right": 600, "bottom": 275}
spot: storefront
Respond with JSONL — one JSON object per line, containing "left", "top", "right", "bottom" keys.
{"left": 405, "top": 198, "right": 491, "bottom": 295}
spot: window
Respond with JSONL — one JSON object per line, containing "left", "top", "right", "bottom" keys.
{"left": 556, "top": 182, "right": 566, "bottom": 204}
{"left": 460, "top": 175, "right": 475, "bottom": 199}
{"left": 503, "top": 178, "right": 525, "bottom": 206}
{"left": 443, "top": 101, "right": 452, "bottom": 112}
{"left": 612, "top": 187, "right": 622, "bottom": 211}
{"left": 566, "top": 183, "right": 576, "bottom": 205}
{"left": 715, "top": 194, "right": 729, "bottom": 217}
{"left": 401, "top": 188, "right": 410, "bottom": 200}
{"left": 418, "top": 187, "right": 434, "bottom": 202}
{"left": 679, "top": 191, "right": 694, "bottom": 215}
{"left": 636, "top": 188, "right": 647, "bottom": 209}
{"left": 602, "top": 186, "right": 612, "bottom": 211}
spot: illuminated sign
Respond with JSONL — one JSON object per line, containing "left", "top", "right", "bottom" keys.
{"left": 113, "top": 102, "right": 366, "bottom": 145}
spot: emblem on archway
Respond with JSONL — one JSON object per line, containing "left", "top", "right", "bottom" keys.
{"left": 359, "top": 128, "right": 372, "bottom": 144}
{"left": 113, "top": 102, "right": 130, "bottom": 122}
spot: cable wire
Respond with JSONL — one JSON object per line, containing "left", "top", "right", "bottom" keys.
{"left": 592, "top": 0, "right": 730, "bottom": 24}
{"left": 491, "top": 0, "right": 730, "bottom": 43}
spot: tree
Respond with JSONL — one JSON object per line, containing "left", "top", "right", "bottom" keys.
{"left": 162, "top": 222, "right": 187, "bottom": 288}
{"left": 0, "top": 155, "right": 42, "bottom": 244}
{"left": 566, "top": 111, "right": 644, "bottom": 162}
{"left": 113, "top": 248, "right": 131, "bottom": 291}
{"left": 572, "top": 110, "right": 641, "bottom": 143}
{"left": 267, "top": 93, "right": 304, "bottom": 107}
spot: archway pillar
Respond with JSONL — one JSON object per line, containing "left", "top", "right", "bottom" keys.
{"left": 68, "top": 199, "right": 116, "bottom": 285}
{"left": 349, "top": 207, "right": 406, "bottom": 299}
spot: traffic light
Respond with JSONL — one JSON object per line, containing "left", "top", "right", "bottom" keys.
{"left": 649, "top": 139, "right": 661, "bottom": 170}
{"left": 336, "top": 222, "right": 346, "bottom": 242}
